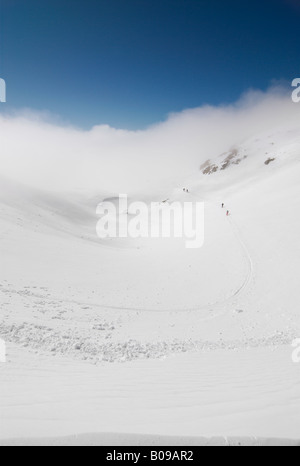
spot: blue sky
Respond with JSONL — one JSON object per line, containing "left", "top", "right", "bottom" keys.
{"left": 0, "top": 0, "right": 299, "bottom": 129}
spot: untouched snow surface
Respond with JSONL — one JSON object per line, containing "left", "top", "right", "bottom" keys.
{"left": 0, "top": 127, "right": 300, "bottom": 444}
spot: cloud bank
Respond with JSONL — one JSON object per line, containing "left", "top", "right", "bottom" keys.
{"left": 0, "top": 86, "right": 299, "bottom": 196}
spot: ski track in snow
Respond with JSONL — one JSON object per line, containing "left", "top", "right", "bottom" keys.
{"left": 0, "top": 200, "right": 254, "bottom": 316}
{"left": 228, "top": 215, "right": 254, "bottom": 298}
{"left": 1, "top": 200, "right": 291, "bottom": 365}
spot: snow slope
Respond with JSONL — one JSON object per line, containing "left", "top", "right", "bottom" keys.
{"left": 0, "top": 126, "right": 300, "bottom": 444}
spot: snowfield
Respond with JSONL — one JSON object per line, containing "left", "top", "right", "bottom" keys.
{"left": 1, "top": 126, "right": 300, "bottom": 445}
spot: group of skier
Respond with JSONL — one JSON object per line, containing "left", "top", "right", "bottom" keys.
{"left": 182, "top": 188, "right": 229, "bottom": 215}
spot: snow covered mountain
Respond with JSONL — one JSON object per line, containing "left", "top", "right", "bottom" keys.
{"left": 0, "top": 123, "right": 300, "bottom": 444}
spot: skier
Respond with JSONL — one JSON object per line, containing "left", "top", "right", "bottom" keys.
{"left": 226, "top": 210, "right": 230, "bottom": 216}
{"left": 222, "top": 203, "right": 224, "bottom": 208}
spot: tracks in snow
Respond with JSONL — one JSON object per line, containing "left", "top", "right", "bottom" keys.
{"left": 0, "top": 203, "right": 254, "bottom": 317}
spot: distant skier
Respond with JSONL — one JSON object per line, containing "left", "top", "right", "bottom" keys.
{"left": 222, "top": 203, "right": 224, "bottom": 208}
{"left": 226, "top": 210, "right": 230, "bottom": 216}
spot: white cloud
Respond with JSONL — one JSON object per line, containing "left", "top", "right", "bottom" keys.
{"left": 0, "top": 86, "right": 299, "bottom": 196}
